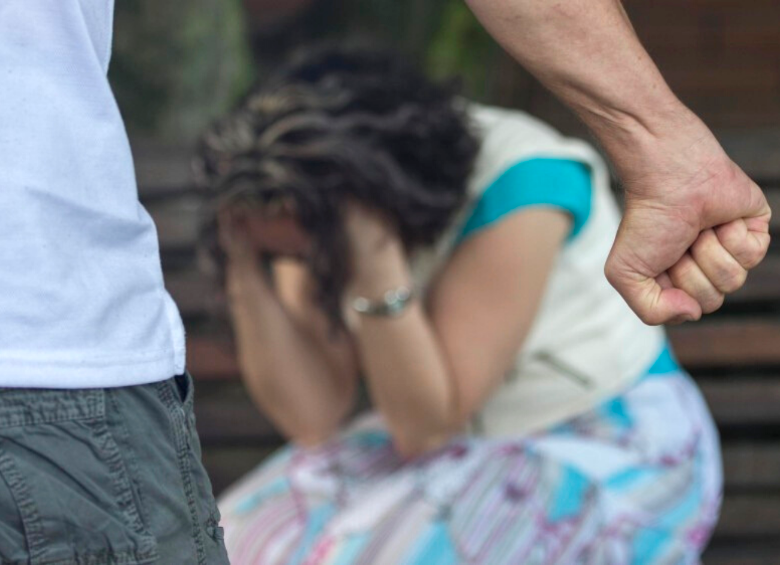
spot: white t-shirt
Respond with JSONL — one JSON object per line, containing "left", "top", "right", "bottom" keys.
{"left": 0, "top": 0, "right": 185, "bottom": 388}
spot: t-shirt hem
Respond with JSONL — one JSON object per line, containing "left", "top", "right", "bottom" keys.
{"left": 0, "top": 348, "right": 186, "bottom": 389}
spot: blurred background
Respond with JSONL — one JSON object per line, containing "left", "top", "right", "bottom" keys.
{"left": 111, "top": 1, "right": 780, "bottom": 562}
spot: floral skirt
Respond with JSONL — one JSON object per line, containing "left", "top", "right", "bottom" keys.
{"left": 219, "top": 364, "right": 722, "bottom": 564}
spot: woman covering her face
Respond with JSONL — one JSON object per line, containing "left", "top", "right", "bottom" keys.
{"left": 197, "top": 46, "right": 722, "bottom": 565}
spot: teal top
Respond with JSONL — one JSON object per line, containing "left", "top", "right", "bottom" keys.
{"left": 458, "top": 158, "right": 593, "bottom": 244}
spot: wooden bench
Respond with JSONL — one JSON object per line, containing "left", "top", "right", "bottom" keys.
{"left": 134, "top": 132, "right": 780, "bottom": 564}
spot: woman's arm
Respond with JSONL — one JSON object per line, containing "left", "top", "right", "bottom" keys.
{"left": 224, "top": 222, "right": 359, "bottom": 446}
{"left": 465, "top": 0, "right": 770, "bottom": 325}
{"left": 346, "top": 205, "right": 570, "bottom": 457}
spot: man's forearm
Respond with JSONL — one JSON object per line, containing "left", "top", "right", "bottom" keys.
{"left": 467, "top": 0, "right": 771, "bottom": 325}
{"left": 465, "top": 0, "right": 685, "bottom": 155}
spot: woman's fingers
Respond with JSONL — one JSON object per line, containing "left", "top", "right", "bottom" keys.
{"left": 667, "top": 252, "right": 725, "bottom": 315}
{"left": 217, "top": 209, "right": 235, "bottom": 249}
{"left": 690, "top": 229, "right": 748, "bottom": 294}
{"left": 218, "top": 208, "right": 255, "bottom": 262}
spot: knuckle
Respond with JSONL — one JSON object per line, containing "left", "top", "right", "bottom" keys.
{"left": 692, "top": 229, "right": 717, "bottom": 253}
{"left": 701, "top": 292, "right": 725, "bottom": 315}
{"left": 604, "top": 260, "right": 621, "bottom": 286}
{"left": 744, "top": 244, "right": 769, "bottom": 270}
{"left": 714, "top": 222, "right": 742, "bottom": 250}
{"left": 720, "top": 268, "right": 748, "bottom": 294}
{"left": 639, "top": 310, "right": 665, "bottom": 326}
{"left": 669, "top": 255, "right": 695, "bottom": 282}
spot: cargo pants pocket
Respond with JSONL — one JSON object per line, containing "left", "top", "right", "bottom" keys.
{"left": 0, "top": 387, "right": 158, "bottom": 565}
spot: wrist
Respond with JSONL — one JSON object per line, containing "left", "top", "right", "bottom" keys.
{"left": 582, "top": 90, "right": 689, "bottom": 152}
{"left": 601, "top": 102, "right": 731, "bottom": 231}
{"left": 345, "top": 245, "right": 413, "bottom": 330}
{"left": 594, "top": 101, "right": 717, "bottom": 190}
{"left": 225, "top": 260, "right": 271, "bottom": 303}
{"left": 348, "top": 243, "right": 412, "bottom": 300}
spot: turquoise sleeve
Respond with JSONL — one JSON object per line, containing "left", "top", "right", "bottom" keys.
{"left": 457, "top": 158, "right": 593, "bottom": 244}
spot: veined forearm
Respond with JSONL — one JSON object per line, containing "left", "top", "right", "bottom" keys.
{"left": 466, "top": 0, "right": 771, "bottom": 328}
{"left": 466, "top": 0, "right": 686, "bottom": 158}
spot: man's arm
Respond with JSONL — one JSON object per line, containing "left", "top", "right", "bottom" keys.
{"left": 466, "top": 0, "right": 771, "bottom": 325}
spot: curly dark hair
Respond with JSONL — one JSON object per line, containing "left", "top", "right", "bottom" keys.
{"left": 196, "top": 44, "right": 480, "bottom": 328}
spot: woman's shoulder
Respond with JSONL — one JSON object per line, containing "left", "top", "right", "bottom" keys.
{"left": 465, "top": 103, "right": 607, "bottom": 197}
{"left": 467, "top": 103, "right": 560, "bottom": 137}
{"left": 467, "top": 103, "right": 564, "bottom": 160}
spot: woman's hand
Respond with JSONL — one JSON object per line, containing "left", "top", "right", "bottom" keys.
{"left": 343, "top": 202, "right": 411, "bottom": 298}
{"left": 218, "top": 199, "right": 312, "bottom": 267}
{"left": 218, "top": 208, "right": 256, "bottom": 269}
{"left": 217, "top": 201, "right": 310, "bottom": 305}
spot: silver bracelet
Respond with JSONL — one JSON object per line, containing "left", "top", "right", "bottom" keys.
{"left": 351, "top": 286, "right": 415, "bottom": 318}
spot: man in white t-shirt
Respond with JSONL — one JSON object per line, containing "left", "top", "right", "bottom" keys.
{"left": 0, "top": 0, "right": 766, "bottom": 561}
{"left": 0, "top": 2, "right": 226, "bottom": 563}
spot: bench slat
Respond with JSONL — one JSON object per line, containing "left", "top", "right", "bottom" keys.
{"left": 670, "top": 322, "right": 780, "bottom": 369}
{"left": 187, "top": 337, "right": 239, "bottom": 381}
{"left": 722, "top": 443, "right": 780, "bottom": 490}
{"left": 201, "top": 445, "right": 277, "bottom": 496}
{"left": 133, "top": 141, "right": 195, "bottom": 198}
{"left": 184, "top": 321, "right": 780, "bottom": 381}
{"left": 164, "top": 252, "right": 780, "bottom": 323}
{"left": 703, "top": 540, "right": 780, "bottom": 565}
{"left": 148, "top": 196, "right": 202, "bottom": 250}
{"left": 716, "top": 493, "right": 780, "bottom": 538}
{"left": 701, "top": 378, "right": 780, "bottom": 427}
{"left": 148, "top": 196, "right": 780, "bottom": 252}
{"left": 193, "top": 382, "right": 277, "bottom": 444}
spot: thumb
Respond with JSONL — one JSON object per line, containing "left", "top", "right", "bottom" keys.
{"left": 605, "top": 245, "right": 702, "bottom": 326}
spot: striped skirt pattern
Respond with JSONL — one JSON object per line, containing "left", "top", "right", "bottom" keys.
{"left": 219, "top": 365, "right": 722, "bottom": 564}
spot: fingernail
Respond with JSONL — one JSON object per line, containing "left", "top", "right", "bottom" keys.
{"left": 669, "top": 314, "right": 695, "bottom": 325}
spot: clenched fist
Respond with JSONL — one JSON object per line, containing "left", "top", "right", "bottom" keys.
{"left": 605, "top": 111, "right": 771, "bottom": 325}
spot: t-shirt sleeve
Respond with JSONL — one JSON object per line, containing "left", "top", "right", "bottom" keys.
{"left": 457, "top": 158, "right": 593, "bottom": 244}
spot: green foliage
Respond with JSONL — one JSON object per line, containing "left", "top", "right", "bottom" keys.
{"left": 332, "top": 0, "right": 501, "bottom": 100}
{"left": 108, "top": 0, "right": 504, "bottom": 142}
{"left": 110, "top": 0, "right": 254, "bottom": 143}
{"left": 426, "top": 1, "right": 500, "bottom": 100}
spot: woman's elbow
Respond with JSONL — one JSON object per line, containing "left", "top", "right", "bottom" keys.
{"left": 391, "top": 424, "right": 454, "bottom": 459}
{"left": 276, "top": 404, "right": 349, "bottom": 449}
{"left": 288, "top": 420, "right": 342, "bottom": 449}
{"left": 290, "top": 432, "right": 333, "bottom": 449}
{"left": 387, "top": 405, "right": 469, "bottom": 458}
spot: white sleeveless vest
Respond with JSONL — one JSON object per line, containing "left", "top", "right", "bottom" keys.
{"left": 411, "top": 104, "right": 665, "bottom": 437}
